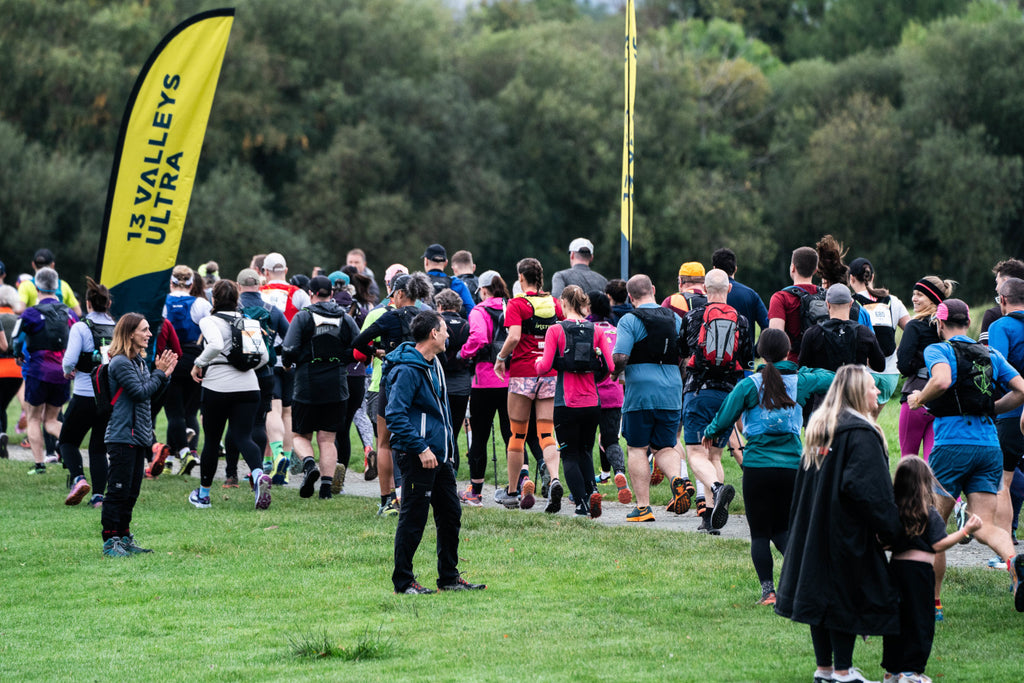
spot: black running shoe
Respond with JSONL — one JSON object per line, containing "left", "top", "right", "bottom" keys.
{"left": 299, "top": 466, "right": 321, "bottom": 498}
{"left": 711, "top": 483, "right": 735, "bottom": 530}
{"left": 438, "top": 577, "right": 486, "bottom": 591}
{"left": 544, "top": 480, "right": 563, "bottom": 514}
{"left": 398, "top": 581, "right": 436, "bottom": 595}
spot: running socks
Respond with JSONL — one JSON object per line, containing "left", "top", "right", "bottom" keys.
{"left": 471, "top": 481, "right": 483, "bottom": 496}
{"left": 270, "top": 441, "right": 283, "bottom": 459}
{"left": 199, "top": 486, "right": 211, "bottom": 499}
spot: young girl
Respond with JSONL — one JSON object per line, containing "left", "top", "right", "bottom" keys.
{"left": 882, "top": 456, "right": 981, "bottom": 683}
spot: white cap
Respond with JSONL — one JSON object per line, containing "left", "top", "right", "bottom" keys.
{"left": 568, "top": 237, "right": 594, "bottom": 254}
{"left": 263, "top": 252, "right": 287, "bottom": 271}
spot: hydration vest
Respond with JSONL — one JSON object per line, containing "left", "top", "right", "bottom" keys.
{"left": 211, "top": 313, "right": 265, "bottom": 371}
{"left": 165, "top": 294, "right": 202, "bottom": 345}
{"left": 477, "top": 304, "right": 507, "bottom": 363}
{"left": 817, "top": 318, "right": 860, "bottom": 371}
{"left": 26, "top": 301, "right": 71, "bottom": 352}
{"left": 439, "top": 310, "right": 471, "bottom": 374}
{"left": 309, "top": 311, "right": 348, "bottom": 364}
{"left": 626, "top": 307, "right": 680, "bottom": 365}
{"left": 853, "top": 293, "right": 898, "bottom": 356}
{"left": 743, "top": 372, "right": 802, "bottom": 437}
{"left": 926, "top": 340, "right": 996, "bottom": 418}
{"left": 552, "top": 320, "right": 606, "bottom": 377}
{"left": 382, "top": 306, "right": 419, "bottom": 353}
{"left": 518, "top": 294, "right": 558, "bottom": 340}
{"left": 75, "top": 319, "right": 116, "bottom": 373}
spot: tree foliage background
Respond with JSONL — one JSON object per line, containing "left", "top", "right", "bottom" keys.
{"left": 1, "top": 0, "right": 1022, "bottom": 303}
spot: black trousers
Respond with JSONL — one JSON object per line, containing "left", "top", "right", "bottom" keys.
{"left": 554, "top": 405, "right": 600, "bottom": 504}
{"left": 467, "top": 387, "right": 510, "bottom": 481}
{"left": 743, "top": 466, "right": 796, "bottom": 584}
{"left": 225, "top": 372, "right": 273, "bottom": 477}
{"left": 0, "top": 377, "right": 22, "bottom": 433}
{"left": 336, "top": 374, "right": 366, "bottom": 468}
{"left": 199, "top": 389, "right": 261, "bottom": 488}
{"left": 59, "top": 394, "right": 110, "bottom": 495}
{"left": 164, "top": 373, "right": 201, "bottom": 452}
{"left": 392, "top": 454, "right": 461, "bottom": 592}
{"left": 101, "top": 443, "right": 147, "bottom": 540}
{"left": 882, "top": 560, "right": 935, "bottom": 674}
{"left": 597, "top": 406, "right": 624, "bottom": 473}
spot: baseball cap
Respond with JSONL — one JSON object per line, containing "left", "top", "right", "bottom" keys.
{"left": 478, "top": 270, "right": 501, "bottom": 290}
{"left": 309, "top": 275, "right": 333, "bottom": 297}
{"left": 849, "top": 257, "right": 872, "bottom": 281}
{"left": 385, "top": 263, "right": 408, "bottom": 288}
{"left": 236, "top": 268, "right": 261, "bottom": 287}
{"left": 389, "top": 273, "right": 412, "bottom": 295}
{"left": 678, "top": 262, "right": 705, "bottom": 277}
{"left": 33, "top": 248, "right": 55, "bottom": 266}
{"left": 423, "top": 244, "right": 448, "bottom": 262}
{"left": 263, "top": 252, "right": 287, "bottom": 271}
{"left": 825, "top": 283, "right": 853, "bottom": 304}
{"left": 327, "top": 270, "right": 350, "bottom": 288}
{"left": 568, "top": 238, "right": 594, "bottom": 255}
{"left": 936, "top": 298, "right": 970, "bottom": 325}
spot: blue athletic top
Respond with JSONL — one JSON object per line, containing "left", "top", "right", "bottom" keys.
{"left": 987, "top": 312, "right": 1024, "bottom": 419}
{"left": 613, "top": 303, "right": 683, "bottom": 413}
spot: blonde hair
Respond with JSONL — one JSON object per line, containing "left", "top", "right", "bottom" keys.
{"left": 170, "top": 265, "right": 195, "bottom": 290}
{"left": 912, "top": 275, "right": 956, "bottom": 322}
{"left": 109, "top": 313, "right": 147, "bottom": 360}
{"left": 802, "top": 365, "right": 886, "bottom": 469}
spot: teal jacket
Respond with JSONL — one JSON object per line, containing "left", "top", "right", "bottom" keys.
{"left": 704, "top": 361, "right": 834, "bottom": 469}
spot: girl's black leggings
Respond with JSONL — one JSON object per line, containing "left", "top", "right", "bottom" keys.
{"left": 58, "top": 394, "right": 109, "bottom": 495}
{"left": 553, "top": 404, "right": 600, "bottom": 505}
{"left": 467, "top": 387, "right": 511, "bottom": 481}
{"left": 743, "top": 466, "right": 796, "bottom": 584}
{"left": 164, "top": 372, "right": 201, "bottom": 452}
{"left": 199, "top": 388, "right": 261, "bottom": 488}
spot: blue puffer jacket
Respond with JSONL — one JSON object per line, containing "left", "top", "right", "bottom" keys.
{"left": 383, "top": 341, "right": 454, "bottom": 462}
{"left": 105, "top": 354, "right": 168, "bottom": 447}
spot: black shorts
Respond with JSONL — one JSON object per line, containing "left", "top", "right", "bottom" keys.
{"left": 377, "top": 385, "right": 388, "bottom": 419}
{"left": 273, "top": 366, "right": 294, "bottom": 407}
{"left": 997, "top": 417, "right": 1024, "bottom": 472}
{"left": 291, "top": 400, "right": 345, "bottom": 435}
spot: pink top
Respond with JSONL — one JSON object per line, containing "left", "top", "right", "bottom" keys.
{"left": 593, "top": 321, "right": 623, "bottom": 409}
{"left": 459, "top": 296, "right": 509, "bottom": 389}
{"left": 535, "top": 321, "right": 615, "bottom": 408}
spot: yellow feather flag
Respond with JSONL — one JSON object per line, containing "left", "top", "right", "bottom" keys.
{"left": 96, "top": 9, "right": 234, "bottom": 322}
{"left": 621, "top": 0, "right": 636, "bottom": 280}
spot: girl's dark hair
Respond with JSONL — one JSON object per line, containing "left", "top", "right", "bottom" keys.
{"left": 588, "top": 290, "right": 611, "bottom": 320}
{"left": 85, "top": 276, "right": 111, "bottom": 313}
{"left": 755, "top": 329, "right": 796, "bottom": 410}
{"left": 559, "top": 285, "right": 589, "bottom": 316}
{"left": 517, "top": 258, "right": 545, "bottom": 292}
{"left": 893, "top": 456, "right": 936, "bottom": 538}
{"left": 481, "top": 274, "right": 509, "bottom": 300}
{"left": 211, "top": 279, "right": 239, "bottom": 312}
{"left": 851, "top": 262, "right": 890, "bottom": 299}
{"left": 342, "top": 265, "right": 376, "bottom": 305}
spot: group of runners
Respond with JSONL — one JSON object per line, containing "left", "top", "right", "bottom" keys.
{"left": 2, "top": 236, "right": 1024, "bottom": 681}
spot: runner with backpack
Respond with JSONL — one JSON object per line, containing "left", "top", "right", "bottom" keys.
{"left": 59, "top": 278, "right": 116, "bottom": 507}
{"left": 534, "top": 285, "right": 613, "bottom": 517}
{"left": 13, "top": 267, "right": 76, "bottom": 475}
{"left": 282, "top": 275, "right": 361, "bottom": 500}
{"left": 797, "top": 284, "right": 885, "bottom": 374}
{"left": 456, "top": 270, "right": 512, "bottom": 506}
{"left": 587, "top": 290, "right": 631, "bottom": 504}
{"left": 679, "top": 269, "right": 754, "bottom": 532}
{"left": 163, "top": 265, "right": 211, "bottom": 476}
{"left": 187, "top": 280, "right": 270, "bottom": 511}
{"left": 849, "top": 258, "right": 911, "bottom": 404}
{"left": 492, "top": 258, "right": 565, "bottom": 510}
{"left": 422, "top": 243, "right": 475, "bottom": 316}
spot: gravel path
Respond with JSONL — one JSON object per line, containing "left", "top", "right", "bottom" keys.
{"left": 8, "top": 443, "right": 1011, "bottom": 570}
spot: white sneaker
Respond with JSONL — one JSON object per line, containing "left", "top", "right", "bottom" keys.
{"left": 833, "top": 668, "right": 879, "bottom": 683}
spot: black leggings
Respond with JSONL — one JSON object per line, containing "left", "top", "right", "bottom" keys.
{"left": 199, "top": 388, "right": 261, "bottom": 488}
{"left": 0, "top": 377, "right": 22, "bottom": 433}
{"left": 810, "top": 625, "right": 856, "bottom": 671}
{"left": 58, "top": 394, "right": 109, "bottom": 495}
{"left": 882, "top": 560, "right": 935, "bottom": 675}
{"left": 164, "top": 372, "right": 201, "bottom": 452}
{"left": 224, "top": 372, "right": 273, "bottom": 478}
{"left": 743, "top": 466, "right": 796, "bottom": 584}
{"left": 448, "top": 393, "right": 469, "bottom": 472}
{"left": 554, "top": 405, "right": 600, "bottom": 504}
{"left": 336, "top": 374, "right": 366, "bottom": 469}
{"left": 597, "top": 407, "right": 625, "bottom": 473}
{"left": 467, "top": 387, "right": 511, "bottom": 481}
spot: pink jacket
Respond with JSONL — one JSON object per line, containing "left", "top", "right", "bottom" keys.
{"left": 593, "top": 321, "right": 623, "bottom": 409}
{"left": 459, "top": 296, "right": 509, "bottom": 389}
{"left": 534, "top": 320, "right": 615, "bottom": 408}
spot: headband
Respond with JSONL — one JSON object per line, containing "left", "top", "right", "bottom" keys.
{"left": 913, "top": 280, "right": 943, "bottom": 306}
{"left": 171, "top": 275, "right": 194, "bottom": 286}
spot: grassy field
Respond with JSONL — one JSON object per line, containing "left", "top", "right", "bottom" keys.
{"left": 3, "top": 393, "right": 1024, "bottom": 681}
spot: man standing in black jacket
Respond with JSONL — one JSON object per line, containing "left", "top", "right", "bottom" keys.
{"left": 282, "top": 276, "right": 360, "bottom": 500}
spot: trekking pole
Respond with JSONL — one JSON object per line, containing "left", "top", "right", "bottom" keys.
{"left": 491, "top": 420, "right": 499, "bottom": 489}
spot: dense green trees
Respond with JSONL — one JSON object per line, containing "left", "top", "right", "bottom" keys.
{"left": 1, "top": 0, "right": 1022, "bottom": 303}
